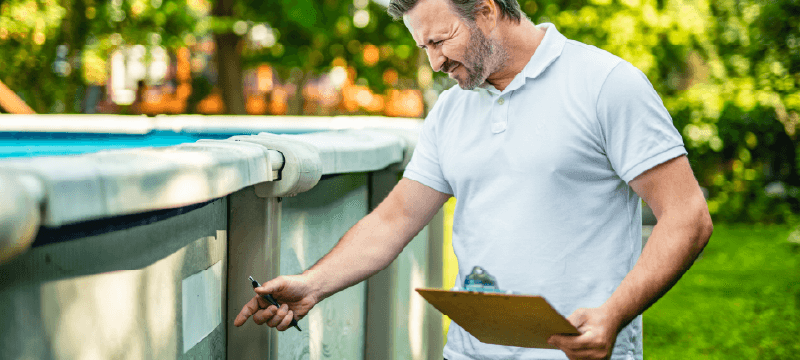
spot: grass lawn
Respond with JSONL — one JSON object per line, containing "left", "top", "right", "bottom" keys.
{"left": 644, "top": 223, "right": 800, "bottom": 359}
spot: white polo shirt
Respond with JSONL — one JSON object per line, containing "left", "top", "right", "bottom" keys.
{"left": 404, "top": 23, "right": 687, "bottom": 360}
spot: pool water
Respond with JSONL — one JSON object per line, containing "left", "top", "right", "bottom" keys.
{"left": 2, "top": 130, "right": 247, "bottom": 158}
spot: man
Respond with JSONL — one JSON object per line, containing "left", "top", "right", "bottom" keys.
{"left": 234, "top": 0, "right": 713, "bottom": 358}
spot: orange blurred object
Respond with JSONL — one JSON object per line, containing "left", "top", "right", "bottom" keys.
{"left": 269, "top": 87, "right": 288, "bottom": 115}
{"left": 168, "top": 98, "right": 187, "bottom": 114}
{"left": 197, "top": 89, "right": 225, "bottom": 114}
{"left": 342, "top": 85, "right": 365, "bottom": 112}
{"left": 382, "top": 69, "right": 398, "bottom": 86}
{"left": 176, "top": 83, "right": 192, "bottom": 100}
{"left": 332, "top": 57, "right": 347, "bottom": 68}
{"left": 176, "top": 47, "right": 191, "bottom": 82}
{"left": 246, "top": 94, "right": 268, "bottom": 115}
{"left": 363, "top": 44, "right": 379, "bottom": 67}
{"left": 355, "top": 88, "right": 372, "bottom": 107}
{"left": 257, "top": 65, "right": 274, "bottom": 93}
{"left": 365, "top": 94, "right": 385, "bottom": 113}
{"left": 339, "top": 82, "right": 387, "bottom": 114}
{"left": 137, "top": 93, "right": 190, "bottom": 115}
{"left": 385, "top": 89, "right": 423, "bottom": 118}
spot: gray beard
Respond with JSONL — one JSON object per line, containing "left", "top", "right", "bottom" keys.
{"left": 458, "top": 25, "right": 507, "bottom": 90}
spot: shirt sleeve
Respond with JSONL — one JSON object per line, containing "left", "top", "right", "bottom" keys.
{"left": 403, "top": 90, "right": 454, "bottom": 195}
{"left": 596, "top": 61, "right": 688, "bottom": 183}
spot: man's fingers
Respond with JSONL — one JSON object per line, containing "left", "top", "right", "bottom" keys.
{"left": 234, "top": 296, "right": 262, "bottom": 327}
{"left": 565, "top": 308, "right": 589, "bottom": 333}
{"left": 548, "top": 332, "right": 593, "bottom": 350}
{"left": 267, "top": 304, "right": 289, "bottom": 328}
{"left": 548, "top": 334, "right": 569, "bottom": 348}
{"left": 550, "top": 308, "right": 615, "bottom": 359}
{"left": 548, "top": 334, "right": 578, "bottom": 349}
{"left": 276, "top": 310, "right": 295, "bottom": 331}
{"left": 566, "top": 308, "right": 587, "bottom": 324}
{"left": 252, "top": 305, "right": 278, "bottom": 325}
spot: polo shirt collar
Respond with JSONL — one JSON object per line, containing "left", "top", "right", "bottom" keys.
{"left": 476, "top": 22, "right": 566, "bottom": 94}
{"left": 523, "top": 23, "right": 566, "bottom": 80}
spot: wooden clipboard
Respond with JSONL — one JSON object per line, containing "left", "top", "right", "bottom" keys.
{"left": 416, "top": 288, "right": 580, "bottom": 349}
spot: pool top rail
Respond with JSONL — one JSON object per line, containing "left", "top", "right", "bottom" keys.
{"left": 0, "top": 114, "right": 422, "bottom": 264}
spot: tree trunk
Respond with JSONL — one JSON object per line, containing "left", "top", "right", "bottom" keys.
{"left": 63, "top": 0, "right": 88, "bottom": 113}
{"left": 213, "top": 0, "right": 246, "bottom": 115}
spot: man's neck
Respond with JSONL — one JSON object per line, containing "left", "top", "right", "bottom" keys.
{"left": 485, "top": 21, "right": 546, "bottom": 91}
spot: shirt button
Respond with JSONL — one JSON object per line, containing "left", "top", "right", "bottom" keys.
{"left": 497, "top": 98, "right": 505, "bottom": 105}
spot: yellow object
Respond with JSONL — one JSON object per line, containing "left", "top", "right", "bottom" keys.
{"left": 442, "top": 197, "right": 457, "bottom": 340}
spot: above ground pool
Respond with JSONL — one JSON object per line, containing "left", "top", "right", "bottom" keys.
{"left": 0, "top": 114, "right": 444, "bottom": 360}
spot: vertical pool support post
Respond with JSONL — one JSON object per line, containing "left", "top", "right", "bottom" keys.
{"left": 365, "top": 166, "right": 445, "bottom": 360}
{"left": 226, "top": 187, "right": 281, "bottom": 359}
{"left": 365, "top": 168, "right": 402, "bottom": 360}
{"left": 225, "top": 135, "right": 321, "bottom": 358}
{"left": 426, "top": 207, "right": 445, "bottom": 359}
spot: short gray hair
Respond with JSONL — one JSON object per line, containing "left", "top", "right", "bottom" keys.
{"left": 388, "top": 0, "right": 522, "bottom": 24}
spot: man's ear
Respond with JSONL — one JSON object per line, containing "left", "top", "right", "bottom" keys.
{"left": 473, "top": 0, "right": 498, "bottom": 32}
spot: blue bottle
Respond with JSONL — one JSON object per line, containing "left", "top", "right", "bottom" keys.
{"left": 463, "top": 266, "right": 506, "bottom": 293}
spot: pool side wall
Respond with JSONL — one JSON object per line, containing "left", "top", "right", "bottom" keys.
{"left": 0, "top": 198, "right": 228, "bottom": 359}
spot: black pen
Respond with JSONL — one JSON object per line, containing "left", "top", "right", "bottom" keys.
{"left": 249, "top": 276, "right": 302, "bottom": 331}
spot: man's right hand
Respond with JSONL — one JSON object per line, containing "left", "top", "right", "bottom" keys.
{"left": 233, "top": 274, "right": 320, "bottom": 331}
{"left": 233, "top": 178, "right": 450, "bottom": 332}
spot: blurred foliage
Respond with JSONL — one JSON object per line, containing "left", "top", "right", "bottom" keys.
{"left": 0, "top": 0, "right": 798, "bottom": 221}
{"left": 521, "top": 0, "right": 800, "bottom": 222}
{"left": 231, "top": 0, "right": 425, "bottom": 91}
{"left": 0, "top": 0, "right": 200, "bottom": 112}
{"left": 0, "top": 0, "right": 68, "bottom": 111}
{"left": 521, "top": 0, "right": 800, "bottom": 223}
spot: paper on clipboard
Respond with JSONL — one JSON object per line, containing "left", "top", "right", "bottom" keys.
{"left": 415, "top": 288, "right": 580, "bottom": 349}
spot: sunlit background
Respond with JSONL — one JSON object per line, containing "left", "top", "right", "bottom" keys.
{"left": 3, "top": 0, "right": 797, "bottom": 221}
{"left": 0, "top": 0, "right": 440, "bottom": 118}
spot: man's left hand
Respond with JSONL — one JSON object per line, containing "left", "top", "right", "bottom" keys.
{"left": 547, "top": 307, "right": 620, "bottom": 360}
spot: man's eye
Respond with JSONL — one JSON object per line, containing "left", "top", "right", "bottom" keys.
{"left": 434, "top": 40, "right": 444, "bottom": 46}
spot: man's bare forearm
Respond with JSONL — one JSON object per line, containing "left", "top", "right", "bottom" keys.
{"left": 601, "top": 202, "right": 713, "bottom": 331}
{"left": 302, "top": 211, "right": 416, "bottom": 302}
{"left": 300, "top": 178, "right": 450, "bottom": 303}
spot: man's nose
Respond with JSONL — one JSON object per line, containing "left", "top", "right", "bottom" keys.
{"left": 426, "top": 48, "right": 446, "bottom": 72}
